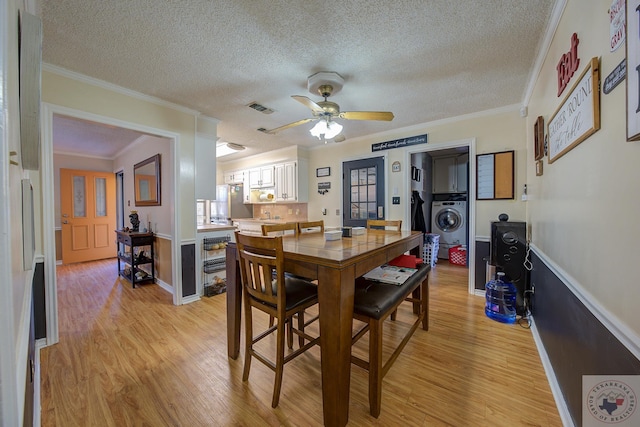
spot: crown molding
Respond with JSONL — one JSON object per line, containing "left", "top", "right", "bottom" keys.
{"left": 521, "top": 0, "right": 568, "bottom": 107}
{"left": 43, "top": 63, "right": 202, "bottom": 116}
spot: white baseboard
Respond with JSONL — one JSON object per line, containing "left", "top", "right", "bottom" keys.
{"left": 155, "top": 278, "right": 173, "bottom": 295}
{"left": 181, "top": 294, "right": 201, "bottom": 305}
{"left": 34, "top": 338, "right": 47, "bottom": 427}
{"left": 530, "top": 318, "right": 575, "bottom": 427}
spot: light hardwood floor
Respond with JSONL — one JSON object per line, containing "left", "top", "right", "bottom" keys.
{"left": 41, "top": 258, "right": 562, "bottom": 426}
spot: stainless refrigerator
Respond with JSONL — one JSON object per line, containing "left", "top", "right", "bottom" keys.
{"left": 210, "top": 184, "right": 253, "bottom": 223}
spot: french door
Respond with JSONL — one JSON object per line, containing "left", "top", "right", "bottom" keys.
{"left": 342, "top": 157, "right": 385, "bottom": 227}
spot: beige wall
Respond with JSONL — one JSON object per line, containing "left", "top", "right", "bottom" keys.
{"left": 527, "top": 0, "right": 640, "bottom": 336}
{"left": 113, "top": 135, "right": 172, "bottom": 235}
{"left": 42, "top": 70, "right": 198, "bottom": 241}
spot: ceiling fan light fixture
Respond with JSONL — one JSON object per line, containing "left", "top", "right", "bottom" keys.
{"left": 309, "top": 120, "right": 343, "bottom": 140}
{"left": 216, "top": 142, "right": 245, "bottom": 158}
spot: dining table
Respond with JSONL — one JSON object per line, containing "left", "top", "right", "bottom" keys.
{"left": 225, "top": 228, "right": 423, "bottom": 427}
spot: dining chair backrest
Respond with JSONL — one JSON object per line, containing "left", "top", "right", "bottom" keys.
{"left": 235, "top": 232, "right": 285, "bottom": 308}
{"left": 297, "top": 220, "right": 325, "bottom": 234}
{"left": 261, "top": 222, "right": 298, "bottom": 237}
{"left": 367, "top": 219, "right": 402, "bottom": 231}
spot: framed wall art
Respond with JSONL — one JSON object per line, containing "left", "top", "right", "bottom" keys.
{"left": 316, "top": 167, "right": 330, "bottom": 177}
{"left": 534, "top": 116, "right": 545, "bottom": 160}
{"left": 547, "top": 57, "right": 600, "bottom": 163}
{"left": 627, "top": 0, "right": 640, "bottom": 140}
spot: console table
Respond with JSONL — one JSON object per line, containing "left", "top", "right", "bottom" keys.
{"left": 115, "top": 230, "right": 155, "bottom": 288}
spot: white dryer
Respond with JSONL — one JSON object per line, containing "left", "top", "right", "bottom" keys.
{"left": 431, "top": 201, "right": 467, "bottom": 259}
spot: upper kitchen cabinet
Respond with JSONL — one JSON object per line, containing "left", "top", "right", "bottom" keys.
{"left": 275, "top": 161, "right": 308, "bottom": 202}
{"left": 248, "top": 165, "right": 275, "bottom": 188}
{"left": 433, "top": 154, "right": 468, "bottom": 193}
{"left": 223, "top": 170, "right": 244, "bottom": 184}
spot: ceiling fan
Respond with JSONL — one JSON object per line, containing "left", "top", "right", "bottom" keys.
{"left": 264, "top": 72, "right": 394, "bottom": 139}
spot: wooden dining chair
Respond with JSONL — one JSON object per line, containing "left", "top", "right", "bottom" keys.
{"left": 351, "top": 263, "right": 430, "bottom": 417}
{"left": 261, "top": 222, "right": 298, "bottom": 237}
{"left": 234, "top": 231, "right": 320, "bottom": 408}
{"left": 366, "top": 219, "right": 402, "bottom": 231}
{"left": 297, "top": 220, "right": 324, "bottom": 234}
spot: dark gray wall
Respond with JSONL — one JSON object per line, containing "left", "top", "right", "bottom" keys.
{"left": 531, "top": 251, "right": 640, "bottom": 426}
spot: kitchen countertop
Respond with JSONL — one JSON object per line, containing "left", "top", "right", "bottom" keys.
{"left": 197, "top": 224, "right": 237, "bottom": 232}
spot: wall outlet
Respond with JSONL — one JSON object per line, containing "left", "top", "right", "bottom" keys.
{"left": 335, "top": 209, "right": 340, "bottom": 215}
{"left": 392, "top": 196, "right": 400, "bottom": 204}
{"left": 288, "top": 209, "right": 293, "bottom": 214}
{"left": 322, "top": 208, "right": 327, "bottom": 215}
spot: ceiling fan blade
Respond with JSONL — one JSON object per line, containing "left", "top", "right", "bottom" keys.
{"left": 264, "top": 118, "right": 316, "bottom": 134}
{"left": 292, "top": 95, "right": 324, "bottom": 114}
{"left": 339, "top": 111, "right": 394, "bottom": 121}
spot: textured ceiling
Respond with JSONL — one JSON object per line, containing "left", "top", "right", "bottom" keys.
{"left": 41, "top": 0, "right": 556, "bottom": 160}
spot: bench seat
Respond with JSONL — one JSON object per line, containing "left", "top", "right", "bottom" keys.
{"left": 351, "top": 262, "right": 431, "bottom": 417}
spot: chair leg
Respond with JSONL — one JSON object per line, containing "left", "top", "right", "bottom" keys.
{"left": 287, "top": 318, "right": 293, "bottom": 349}
{"left": 242, "top": 304, "right": 253, "bottom": 382}
{"left": 269, "top": 315, "right": 275, "bottom": 327}
{"left": 297, "top": 311, "right": 306, "bottom": 347}
{"left": 421, "top": 278, "right": 429, "bottom": 331}
{"left": 390, "top": 309, "right": 397, "bottom": 321}
{"left": 272, "top": 317, "right": 286, "bottom": 408}
{"left": 368, "top": 319, "right": 383, "bottom": 418}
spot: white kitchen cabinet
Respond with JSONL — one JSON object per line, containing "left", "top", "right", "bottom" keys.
{"left": 248, "top": 166, "right": 274, "bottom": 188}
{"left": 274, "top": 162, "right": 297, "bottom": 202}
{"left": 432, "top": 154, "right": 468, "bottom": 193}
{"left": 223, "top": 170, "right": 244, "bottom": 184}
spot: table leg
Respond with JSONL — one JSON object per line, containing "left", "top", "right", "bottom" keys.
{"left": 225, "top": 244, "right": 241, "bottom": 359}
{"left": 317, "top": 265, "right": 354, "bottom": 427}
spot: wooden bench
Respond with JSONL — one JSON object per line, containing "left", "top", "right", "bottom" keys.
{"left": 351, "top": 262, "right": 430, "bottom": 417}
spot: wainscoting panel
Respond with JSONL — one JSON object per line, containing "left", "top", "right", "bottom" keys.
{"left": 531, "top": 250, "right": 640, "bottom": 426}
{"left": 181, "top": 243, "right": 196, "bottom": 298}
{"left": 474, "top": 240, "right": 490, "bottom": 291}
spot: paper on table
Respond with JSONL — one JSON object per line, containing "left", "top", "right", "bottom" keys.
{"left": 362, "top": 265, "right": 418, "bottom": 285}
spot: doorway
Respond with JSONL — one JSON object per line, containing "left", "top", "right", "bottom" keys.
{"left": 42, "top": 103, "right": 181, "bottom": 345}
{"left": 408, "top": 138, "right": 476, "bottom": 295}
{"left": 342, "top": 156, "right": 385, "bottom": 227}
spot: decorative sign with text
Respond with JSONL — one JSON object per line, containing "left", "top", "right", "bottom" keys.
{"left": 610, "top": 0, "right": 625, "bottom": 52}
{"left": 627, "top": 0, "right": 640, "bottom": 140}
{"left": 557, "top": 33, "right": 580, "bottom": 97}
{"left": 372, "top": 134, "right": 427, "bottom": 152}
{"left": 548, "top": 57, "right": 600, "bottom": 163}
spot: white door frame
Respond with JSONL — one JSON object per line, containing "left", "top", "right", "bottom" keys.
{"left": 41, "top": 103, "right": 182, "bottom": 345}
{"left": 406, "top": 138, "right": 476, "bottom": 295}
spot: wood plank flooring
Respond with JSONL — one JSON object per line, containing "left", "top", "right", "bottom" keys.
{"left": 41, "top": 258, "right": 562, "bottom": 426}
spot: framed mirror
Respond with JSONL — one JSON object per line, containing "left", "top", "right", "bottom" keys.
{"left": 134, "top": 154, "right": 161, "bottom": 206}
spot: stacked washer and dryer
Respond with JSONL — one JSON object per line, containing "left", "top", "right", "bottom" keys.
{"left": 431, "top": 201, "right": 467, "bottom": 259}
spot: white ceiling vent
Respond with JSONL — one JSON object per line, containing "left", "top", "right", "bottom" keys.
{"left": 247, "top": 102, "right": 275, "bottom": 114}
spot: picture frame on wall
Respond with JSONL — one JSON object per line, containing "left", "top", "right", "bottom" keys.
{"left": 534, "top": 116, "right": 545, "bottom": 160}
{"left": 547, "top": 57, "right": 600, "bottom": 163}
{"left": 627, "top": 0, "right": 640, "bottom": 140}
{"left": 316, "top": 167, "right": 330, "bottom": 177}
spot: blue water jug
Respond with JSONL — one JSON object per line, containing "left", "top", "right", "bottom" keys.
{"left": 484, "top": 272, "right": 517, "bottom": 323}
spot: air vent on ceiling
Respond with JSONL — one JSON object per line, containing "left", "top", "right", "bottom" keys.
{"left": 247, "top": 102, "right": 275, "bottom": 114}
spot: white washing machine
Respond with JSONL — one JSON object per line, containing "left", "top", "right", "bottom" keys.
{"left": 431, "top": 201, "right": 467, "bottom": 259}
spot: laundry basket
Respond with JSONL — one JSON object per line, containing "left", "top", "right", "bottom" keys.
{"left": 448, "top": 245, "right": 467, "bottom": 266}
{"left": 422, "top": 233, "right": 440, "bottom": 267}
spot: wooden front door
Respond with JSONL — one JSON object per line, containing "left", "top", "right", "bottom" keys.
{"left": 60, "top": 168, "right": 117, "bottom": 264}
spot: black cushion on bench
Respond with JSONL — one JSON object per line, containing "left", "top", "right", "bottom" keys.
{"left": 353, "top": 263, "right": 431, "bottom": 320}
